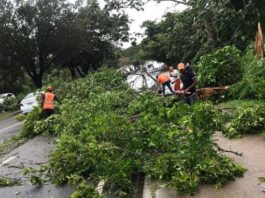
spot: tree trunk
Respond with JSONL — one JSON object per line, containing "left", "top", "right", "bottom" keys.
{"left": 68, "top": 65, "right": 77, "bottom": 80}
{"left": 31, "top": 75, "right": 43, "bottom": 88}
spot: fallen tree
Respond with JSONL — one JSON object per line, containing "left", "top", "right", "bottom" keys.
{"left": 21, "top": 68, "right": 246, "bottom": 197}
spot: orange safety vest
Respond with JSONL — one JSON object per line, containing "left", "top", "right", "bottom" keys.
{"left": 157, "top": 74, "right": 170, "bottom": 84}
{"left": 43, "top": 93, "right": 55, "bottom": 110}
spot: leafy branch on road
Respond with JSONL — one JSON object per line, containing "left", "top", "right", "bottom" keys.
{"left": 0, "top": 177, "right": 22, "bottom": 187}
{"left": 20, "top": 68, "right": 246, "bottom": 197}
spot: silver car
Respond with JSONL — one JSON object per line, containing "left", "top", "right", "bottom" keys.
{"left": 20, "top": 93, "right": 39, "bottom": 114}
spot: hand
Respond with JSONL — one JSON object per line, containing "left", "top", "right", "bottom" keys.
{"left": 175, "top": 90, "right": 183, "bottom": 94}
{"left": 184, "top": 89, "right": 189, "bottom": 93}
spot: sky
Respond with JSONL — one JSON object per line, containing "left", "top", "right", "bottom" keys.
{"left": 123, "top": 1, "right": 187, "bottom": 48}
{"left": 69, "top": 0, "right": 187, "bottom": 48}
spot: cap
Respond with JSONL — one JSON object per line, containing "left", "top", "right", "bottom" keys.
{"left": 178, "top": 63, "right": 185, "bottom": 70}
{"left": 47, "top": 86, "right": 53, "bottom": 91}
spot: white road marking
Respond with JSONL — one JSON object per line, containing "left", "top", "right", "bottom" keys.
{"left": 0, "top": 156, "right": 16, "bottom": 166}
{"left": 0, "top": 122, "right": 21, "bottom": 133}
{"left": 96, "top": 180, "right": 106, "bottom": 194}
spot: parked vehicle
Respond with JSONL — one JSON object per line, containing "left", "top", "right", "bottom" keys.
{"left": 0, "top": 93, "right": 16, "bottom": 104}
{"left": 20, "top": 93, "right": 39, "bottom": 114}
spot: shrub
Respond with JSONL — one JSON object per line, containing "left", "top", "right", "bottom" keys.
{"left": 197, "top": 46, "right": 243, "bottom": 87}
{"left": 230, "top": 48, "right": 265, "bottom": 99}
{"left": 0, "top": 97, "right": 19, "bottom": 112}
{"left": 224, "top": 104, "right": 265, "bottom": 138}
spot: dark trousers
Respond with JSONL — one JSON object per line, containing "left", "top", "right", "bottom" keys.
{"left": 162, "top": 80, "right": 175, "bottom": 95}
{"left": 43, "top": 109, "right": 54, "bottom": 119}
{"left": 184, "top": 93, "right": 197, "bottom": 106}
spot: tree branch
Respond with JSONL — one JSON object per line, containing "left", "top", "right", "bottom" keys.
{"left": 215, "top": 145, "right": 243, "bottom": 156}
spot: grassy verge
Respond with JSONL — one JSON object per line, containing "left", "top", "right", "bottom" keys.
{"left": 0, "top": 134, "right": 27, "bottom": 157}
{"left": 216, "top": 99, "right": 264, "bottom": 110}
{"left": 0, "top": 112, "right": 13, "bottom": 122}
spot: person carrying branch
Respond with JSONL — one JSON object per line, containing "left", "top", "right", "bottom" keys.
{"left": 177, "top": 63, "right": 197, "bottom": 105}
{"left": 156, "top": 73, "right": 175, "bottom": 95}
{"left": 41, "top": 86, "right": 61, "bottom": 118}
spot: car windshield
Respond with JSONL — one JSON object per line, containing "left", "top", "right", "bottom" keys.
{"left": 24, "top": 93, "right": 35, "bottom": 100}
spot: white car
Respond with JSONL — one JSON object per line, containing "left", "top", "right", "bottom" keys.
{"left": 0, "top": 93, "right": 16, "bottom": 104}
{"left": 20, "top": 93, "right": 39, "bottom": 114}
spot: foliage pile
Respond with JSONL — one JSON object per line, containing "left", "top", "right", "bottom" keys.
{"left": 0, "top": 177, "right": 21, "bottom": 187}
{"left": 224, "top": 104, "right": 265, "bottom": 138}
{"left": 196, "top": 46, "right": 243, "bottom": 88}
{"left": 22, "top": 68, "right": 246, "bottom": 196}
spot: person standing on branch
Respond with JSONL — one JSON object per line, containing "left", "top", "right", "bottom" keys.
{"left": 169, "top": 66, "right": 181, "bottom": 92}
{"left": 41, "top": 86, "right": 61, "bottom": 118}
{"left": 156, "top": 73, "right": 175, "bottom": 95}
{"left": 178, "top": 63, "right": 197, "bottom": 105}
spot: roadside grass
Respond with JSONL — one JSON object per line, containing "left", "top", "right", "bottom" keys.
{"left": 216, "top": 99, "right": 264, "bottom": 115}
{"left": 0, "top": 112, "right": 13, "bottom": 122}
{"left": 0, "top": 133, "right": 27, "bottom": 157}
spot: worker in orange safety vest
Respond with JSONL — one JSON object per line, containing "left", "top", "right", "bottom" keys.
{"left": 41, "top": 86, "right": 61, "bottom": 118}
{"left": 156, "top": 73, "right": 175, "bottom": 95}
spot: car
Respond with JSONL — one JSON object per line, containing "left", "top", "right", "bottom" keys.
{"left": 0, "top": 93, "right": 16, "bottom": 104}
{"left": 20, "top": 93, "right": 40, "bottom": 114}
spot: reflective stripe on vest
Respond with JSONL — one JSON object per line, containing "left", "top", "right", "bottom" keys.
{"left": 158, "top": 74, "right": 170, "bottom": 84}
{"left": 43, "top": 93, "right": 55, "bottom": 110}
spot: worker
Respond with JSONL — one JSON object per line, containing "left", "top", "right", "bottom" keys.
{"left": 169, "top": 66, "right": 181, "bottom": 92}
{"left": 185, "top": 63, "right": 196, "bottom": 76}
{"left": 41, "top": 86, "right": 60, "bottom": 118}
{"left": 178, "top": 63, "right": 197, "bottom": 105}
{"left": 156, "top": 73, "right": 175, "bottom": 95}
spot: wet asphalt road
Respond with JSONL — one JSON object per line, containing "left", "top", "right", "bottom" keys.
{"left": 0, "top": 117, "right": 73, "bottom": 198}
{"left": 0, "top": 117, "right": 21, "bottom": 143}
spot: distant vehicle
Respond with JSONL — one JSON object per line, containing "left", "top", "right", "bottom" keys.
{"left": 0, "top": 93, "right": 16, "bottom": 104}
{"left": 20, "top": 93, "right": 39, "bottom": 114}
{"left": 144, "top": 61, "right": 165, "bottom": 72}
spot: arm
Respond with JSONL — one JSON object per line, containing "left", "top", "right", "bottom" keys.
{"left": 184, "top": 77, "right": 198, "bottom": 92}
{"left": 41, "top": 94, "right": 45, "bottom": 108}
{"left": 55, "top": 96, "right": 62, "bottom": 104}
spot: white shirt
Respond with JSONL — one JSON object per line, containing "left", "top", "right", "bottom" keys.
{"left": 169, "top": 69, "right": 180, "bottom": 82}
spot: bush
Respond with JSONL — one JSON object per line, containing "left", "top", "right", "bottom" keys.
{"left": 197, "top": 46, "right": 243, "bottom": 87}
{"left": 224, "top": 104, "right": 265, "bottom": 138}
{"left": 0, "top": 97, "right": 19, "bottom": 112}
{"left": 230, "top": 47, "right": 265, "bottom": 99}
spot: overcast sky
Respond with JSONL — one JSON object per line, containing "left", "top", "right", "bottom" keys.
{"left": 124, "top": 1, "right": 186, "bottom": 48}
{"left": 69, "top": 0, "right": 187, "bottom": 48}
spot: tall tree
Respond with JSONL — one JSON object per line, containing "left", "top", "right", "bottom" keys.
{"left": 0, "top": 0, "right": 129, "bottom": 88}
{"left": 138, "top": 0, "right": 265, "bottom": 64}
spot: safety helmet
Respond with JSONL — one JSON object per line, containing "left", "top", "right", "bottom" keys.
{"left": 178, "top": 63, "right": 185, "bottom": 70}
{"left": 47, "top": 86, "right": 53, "bottom": 91}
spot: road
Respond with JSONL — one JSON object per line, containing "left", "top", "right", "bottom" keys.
{"left": 0, "top": 117, "right": 21, "bottom": 143}
{"left": 0, "top": 116, "right": 73, "bottom": 198}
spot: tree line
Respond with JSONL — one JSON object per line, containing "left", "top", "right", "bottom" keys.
{"left": 132, "top": 0, "right": 265, "bottom": 64}
{"left": 0, "top": 0, "right": 130, "bottom": 91}
{"left": 1, "top": 0, "right": 264, "bottom": 93}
